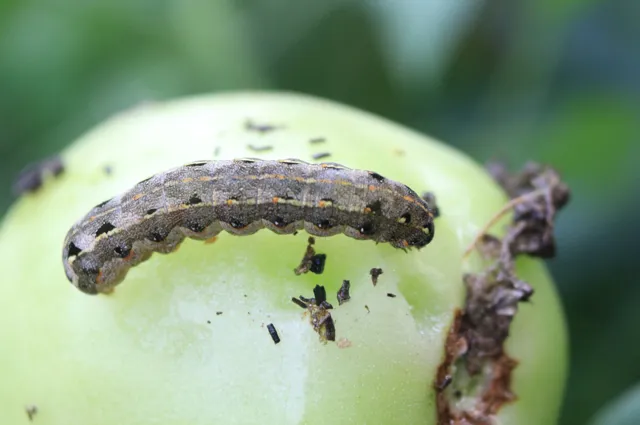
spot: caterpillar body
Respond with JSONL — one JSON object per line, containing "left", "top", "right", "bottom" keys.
{"left": 63, "top": 158, "right": 435, "bottom": 294}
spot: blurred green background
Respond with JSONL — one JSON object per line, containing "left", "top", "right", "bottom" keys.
{"left": 1, "top": 1, "right": 637, "bottom": 424}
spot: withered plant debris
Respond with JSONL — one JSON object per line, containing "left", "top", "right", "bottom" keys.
{"left": 464, "top": 161, "right": 570, "bottom": 259}
{"left": 436, "top": 162, "right": 570, "bottom": 425}
{"left": 337, "top": 280, "right": 351, "bottom": 305}
{"left": 267, "top": 323, "right": 281, "bottom": 344}
{"left": 291, "top": 297, "right": 307, "bottom": 309}
{"left": 294, "top": 237, "right": 327, "bottom": 275}
{"left": 244, "top": 119, "right": 282, "bottom": 134}
{"left": 369, "top": 268, "right": 383, "bottom": 286}
{"left": 309, "top": 137, "right": 326, "bottom": 144}
{"left": 312, "top": 152, "right": 331, "bottom": 160}
{"left": 247, "top": 144, "right": 273, "bottom": 152}
{"left": 309, "top": 255, "right": 327, "bottom": 273}
{"left": 293, "top": 286, "right": 333, "bottom": 311}
{"left": 13, "top": 155, "right": 65, "bottom": 196}
{"left": 291, "top": 286, "right": 336, "bottom": 342}
{"left": 422, "top": 191, "right": 441, "bottom": 218}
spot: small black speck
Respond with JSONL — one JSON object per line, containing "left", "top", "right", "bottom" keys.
{"left": 387, "top": 293, "right": 396, "bottom": 298}
{"left": 245, "top": 119, "right": 280, "bottom": 134}
{"left": 146, "top": 208, "right": 158, "bottom": 216}
{"left": 207, "top": 320, "right": 211, "bottom": 324}
{"left": 267, "top": 323, "right": 280, "bottom": 344}
{"left": 216, "top": 311, "right": 223, "bottom": 315}
{"left": 312, "top": 152, "right": 331, "bottom": 160}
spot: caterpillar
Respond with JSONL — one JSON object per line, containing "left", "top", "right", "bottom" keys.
{"left": 62, "top": 158, "right": 436, "bottom": 295}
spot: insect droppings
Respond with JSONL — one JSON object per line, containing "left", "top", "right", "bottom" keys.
{"left": 267, "top": 323, "right": 280, "bottom": 344}
{"left": 370, "top": 268, "right": 384, "bottom": 286}
{"left": 13, "top": 155, "right": 64, "bottom": 196}
{"left": 312, "top": 152, "right": 331, "bottom": 160}
{"left": 337, "top": 280, "right": 351, "bottom": 305}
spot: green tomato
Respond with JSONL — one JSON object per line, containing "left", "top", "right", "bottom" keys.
{"left": 0, "top": 93, "right": 567, "bottom": 424}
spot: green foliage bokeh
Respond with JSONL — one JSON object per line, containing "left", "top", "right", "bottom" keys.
{"left": 0, "top": 1, "right": 637, "bottom": 424}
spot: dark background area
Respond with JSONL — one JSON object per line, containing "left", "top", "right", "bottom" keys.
{"left": 1, "top": 1, "right": 638, "bottom": 424}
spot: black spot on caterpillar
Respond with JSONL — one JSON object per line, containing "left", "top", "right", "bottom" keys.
{"left": 62, "top": 159, "right": 436, "bottom": 295}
